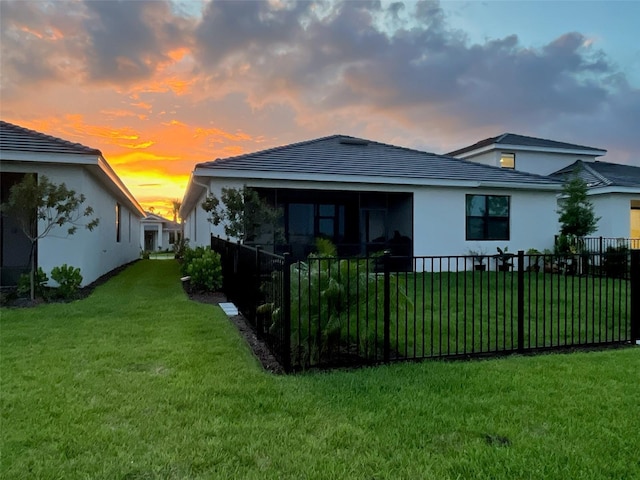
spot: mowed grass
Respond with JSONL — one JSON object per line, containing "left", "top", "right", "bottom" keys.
{"left": 2, "top": 260, "right": 639, "bottom": 479}
{"left": 393, "top": 271, "right": 631, "bottom": 357}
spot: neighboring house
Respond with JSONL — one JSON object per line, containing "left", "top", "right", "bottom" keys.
{"left": 549, "top": 160, "right": 640, "bottom": 240}
{"left": 447, "top": 133, "right": 606, "bottom": 176}
{"left": 449, "top": 132, "right": 639, "bottom": 241}
{"left": 141, "top": 212, "right": 182, "bottom": 252}
{"left": 0, "top": 121, "right": 145, "bottom": 287}
{"left": 180, "top": 134, "right": 562, "bottom": 265}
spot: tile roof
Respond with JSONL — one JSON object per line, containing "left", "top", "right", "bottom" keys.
{"left": 0, "top": 120, "right": 102, "bottom": 156}
{"left": 447, "top": 133, "right": 606, "bottom": 157}
{"left": 550, "top": 160, "right": 640, "bottom": 189}
{"left": 196, "top": 134, "right": 561, "bottom": 187}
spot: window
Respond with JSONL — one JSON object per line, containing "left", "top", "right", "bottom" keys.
{"left": 466, "top": 195, "right": 510, "bottom": 240}
{"left": 286, "top": 203, "right": 345, "bottom": 244}
{"left": 500, "top": 152, "right": 515, "bottom": 169}
{"left": 115, "top": 203, "right": 121, "bottom": 243}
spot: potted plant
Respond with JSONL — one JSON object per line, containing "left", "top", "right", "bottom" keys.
{"left": 468, "top": 247, "right": 487, "bottom": 271}
{"left": 542, "top": 248, "right": 557, "bottom": 273}
{"left": 495, "top": 246, "right": 514, "bottom": 272}
{"left": 526, "top": 248, "right": 542, "bottom": 272}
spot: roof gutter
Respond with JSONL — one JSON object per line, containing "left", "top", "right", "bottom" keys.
{"left": 179, "top": 174, "right": 210, "bottom": 218}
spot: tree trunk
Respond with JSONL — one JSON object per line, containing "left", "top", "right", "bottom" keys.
{"left": 30, "top": 241, "right": 36, "bottom": 301}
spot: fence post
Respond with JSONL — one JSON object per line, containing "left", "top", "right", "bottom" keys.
{"left": 383, "top": 250, "right": 391, "bottom": 363}
{"left": 255, "top": 246, "right": 262, "bottom": 336}
{"left": 630, "top": 250, "right": 640, "bottom": 344}
{"left": 282, "top": 253, "right": 292, "bottom": 372}
{"left": 599, "top": 236, "right": 603, "bottom": 257}
{"left": 517, "top": 250, "right": 525, "bottom": 352}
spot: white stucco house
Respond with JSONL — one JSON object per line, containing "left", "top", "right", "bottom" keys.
{"left": 141, "top": 212, "right": 183, "bottom": 252}
{"left": 447, "top": 132, "right": 607, "bottom": 176}
{"left": 0, "top": 120, "right": 145, "bottom": 287}
{"left": 549, "top": 160, "right": 640, "bottom": 244}
{"left": 448, "top": 133, "right": 639, "bottom": 243}
{"left": 180, "top": 134, "right": 563, "bottom": 266}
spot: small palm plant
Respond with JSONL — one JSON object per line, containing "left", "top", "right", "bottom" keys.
{"left": 266, "top": 239, "right": 413, "bottom": 368}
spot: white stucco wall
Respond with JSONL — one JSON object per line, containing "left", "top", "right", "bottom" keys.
{"left": 461, "top": 150, "right": 599, "bottom": 176}
{"left": 185, "top": 176, "right": 560, "bottom": 266}
{"left": 1, "top": 162, "right": 142, "bottom": 286}
{"left": 588, "top": 192, "right": 640, "bottom": 239}
{"left": 184, "top": 187, "right": 215, "bottom": 247}
{"left": 413, "top": 186, "right": 559, "bottom": 260}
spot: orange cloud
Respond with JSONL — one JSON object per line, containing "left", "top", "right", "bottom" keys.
{"left": 122, "top": 141, "right": 155, "bottom": 149}
{"left": 100, "top": 109, "right": 139, "bottom": 118}
{"left": 131, "top": 101, "right": 152, "bottom": 110}
{"left": 194, "top": 127, "right": 252, "bottom": 143}
{"left": 5, "top": 114, "right": 259, "bottom": 214}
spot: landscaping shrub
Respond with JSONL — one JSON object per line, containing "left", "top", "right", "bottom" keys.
{"left": 181, "top": 246, "right": 205, "bottom": 276}
{"left": 184, "top": 248, "right": 223, "bottom": 291}
{"left": 603, "top": 244, "right": 629, "bottom": 278}
{"left": 173, "top": 237, "right": 189, "bottom": 260}
{"left": 17, "top": 267, "right": 48, "bottom": 298}
{"left": 50, "top": 264, "right": 83, "bottom": 299}
{"left": 267, "top": 240, "right": 412, "bottom": 367}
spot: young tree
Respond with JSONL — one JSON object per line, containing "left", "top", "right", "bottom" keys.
{"left": 201, "top": 186, "right": 282, "bottom": 243}
{"left": 0, "top": 174, "right": 99, "bottom": 300}
{"left": 557, "top": 173, "right": 600, "bottom": 238}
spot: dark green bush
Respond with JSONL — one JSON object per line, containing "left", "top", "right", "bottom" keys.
{"left": 181, "top": 246, "right": 207, "bottom": 275}
{"left": 185, "top": 248, "right": 223, "bottom": 291}
{"left": 50, "top": 264, "right": 83, "bottom": 299}
{"left": 17, "top": 267, "right": 48, "bottom": 298}
{"left": 603, "top": 245, "right": 629, "bottom": 278}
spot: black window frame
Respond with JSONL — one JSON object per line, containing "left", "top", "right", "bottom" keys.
{"left": 465, "top": 194, "right": 510, "bottom": 241}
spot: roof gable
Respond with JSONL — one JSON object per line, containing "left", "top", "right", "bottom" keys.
{"left": 550, "top": 160, "right": 640, "bottom": 189}
{"left": 447, "top": 133, "right": 606, "bottom": 157}
{"left": 195, "top": 134, "right": 561, "bottom": 187}
{"left": 1, "top": 120, "right": 145, "bottom": 217}
{"left": 0, "top": 121, "right": 102, "bottom": 155}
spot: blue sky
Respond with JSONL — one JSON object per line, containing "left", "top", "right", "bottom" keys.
{"left": 1, "top": 0, "right": 638, "bottom": 214}
{"left": 442, "top": 1, "right": 639, "bottom": 83}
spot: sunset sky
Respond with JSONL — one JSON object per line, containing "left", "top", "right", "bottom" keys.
{"left": 1, "top": 0, "right": 639, "bottom": 218}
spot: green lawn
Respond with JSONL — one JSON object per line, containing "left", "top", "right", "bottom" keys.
{"left": 396, "top": 271, "right": 630, "bottom": 356}
{"left": 287, "top": 263, "right": 631, "bottom": 366}
{"left": 2, "top": 260, "right": 639, "bottom": 479}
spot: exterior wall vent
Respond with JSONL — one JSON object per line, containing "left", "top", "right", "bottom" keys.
{"left": 339, "top": 138, "right": 369, "bottom": 146}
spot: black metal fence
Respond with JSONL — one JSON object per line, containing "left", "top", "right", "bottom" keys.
{"left": 555, "top": 236, "right": 639, "bottom": 280}
{"left": 212, "top": 236, "right": 640, "bottom": 372}
{"left": 583, "top": 236, "right": 640, "bottom": 253}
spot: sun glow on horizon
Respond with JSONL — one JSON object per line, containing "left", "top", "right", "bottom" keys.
{"left": 3, "top": 116, "right": 248, "bottom": 218}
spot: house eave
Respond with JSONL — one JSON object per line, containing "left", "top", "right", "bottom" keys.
{"left": 586, "top": 186, "right": 640, "bottom": 195}
{"left": 454, "top": 144, "right": 606, "bottom": 159}
{"left": 191, "top": 167, "right": 561, "bottom": 191}
{"left": 95, "top": 156, "right": 146, "bottom": 217}
{"left": 180, "top": 173, "right": 209, "bottom": 218}
{"left": 0, "top": 151, "right": 145, "bottom": 217}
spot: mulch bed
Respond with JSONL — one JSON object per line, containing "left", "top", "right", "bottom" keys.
{"left": 186, "top": 289, "right": 285, "bottom": 374}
